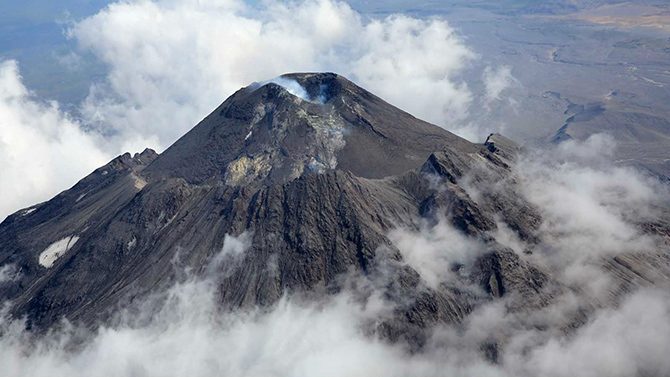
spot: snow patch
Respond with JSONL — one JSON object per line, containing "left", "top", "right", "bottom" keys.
{"left": 127, "top": 236, "right": 137, "bottom": 250}
{"left": 21, "top": 208, "right": 36, "bottom": 216}
{"left": 244, "top": 130, "right": 253, "bottom": 141}
{"left": 76, "top": 193, "right": 87, "bottom": 202}
{"left": 39, "top": 236, "right": 80, "bottom": 268}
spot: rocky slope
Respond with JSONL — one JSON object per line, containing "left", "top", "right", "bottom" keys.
{"left": 0, "top": 73, "right": 668, "bottom": 351}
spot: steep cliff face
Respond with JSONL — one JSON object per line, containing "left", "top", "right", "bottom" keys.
{"left": 0, "top": 73, "right": 667, "bottom": 349}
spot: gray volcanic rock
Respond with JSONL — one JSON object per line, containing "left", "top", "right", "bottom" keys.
{"left": 144, "top": 73, "right": 476, "bottom": 185}
{"left": 0, "top": 73, "right": 667, "bottom": 352}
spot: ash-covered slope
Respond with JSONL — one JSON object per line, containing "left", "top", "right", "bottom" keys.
{"left": 144, "top": 72, "right": 476, "bottom": 184}
{"left": 0, "top": 73, "right": 667, "bottom": 349}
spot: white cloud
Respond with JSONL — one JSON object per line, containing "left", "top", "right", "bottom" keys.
{"left": 517, "top": 134, "right": 662, "bottom": 259}
{"left": 513, "top": 135, "right": 666, "bottom": 298}
{"left": 387, "top": 133, "right": 666, "bottom": 296}
{"left": 0, "top": 264, "right": 18, "bottom": 283}
{"left": 0, "top": 245, "right": 434, "bottom": 377}
{"left": 515, "top": 289, "right": 670, "bottom": 377}
{"left": 482, "top": 65, "right": 515, "bottom": 104}
{"left": 382, "top": 132, "right": 670, "bottom": 375}
{"left": 220, "top": 232, "right": 252, "bottom": 258}
{"left": 70, "top": 0, "right": 477, "bottom": 152}
{"left": 206, "top": 231, "right": 253, "bottom": 276}
{"left": 389, "top": 217, "right": 483, "bottom": 289}
{"left": 0, "top": 60, "right": 110, "bottom": 220}
{"left": 3, "top": 257, "right": 669, "bottom": 377}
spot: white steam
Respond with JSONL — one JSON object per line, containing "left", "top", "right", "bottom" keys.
{"left": 261, "top": 77, "right": 312, "bottom": 102}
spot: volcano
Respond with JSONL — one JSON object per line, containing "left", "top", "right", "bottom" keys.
{"left": 1, "top": 73, "right": 668, "bottom": 349}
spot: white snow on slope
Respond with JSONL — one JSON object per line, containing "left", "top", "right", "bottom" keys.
{"left": 20, "top": 208, "right": 36, "bottom": 216}
{"left": 38, "top": 236, "right": 80, "bottom": 268}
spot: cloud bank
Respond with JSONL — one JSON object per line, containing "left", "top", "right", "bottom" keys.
{"left": 2, "top": 175, "right": 670, "bottom": 377}
{"left": 70, "top": 0, "right": 477, "bottom": 152}
{"left": 0, "top": 134, "right": 669, "bottom": 377}
{"left": 0, "top": 60, "right": 110, "bottom": 220}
